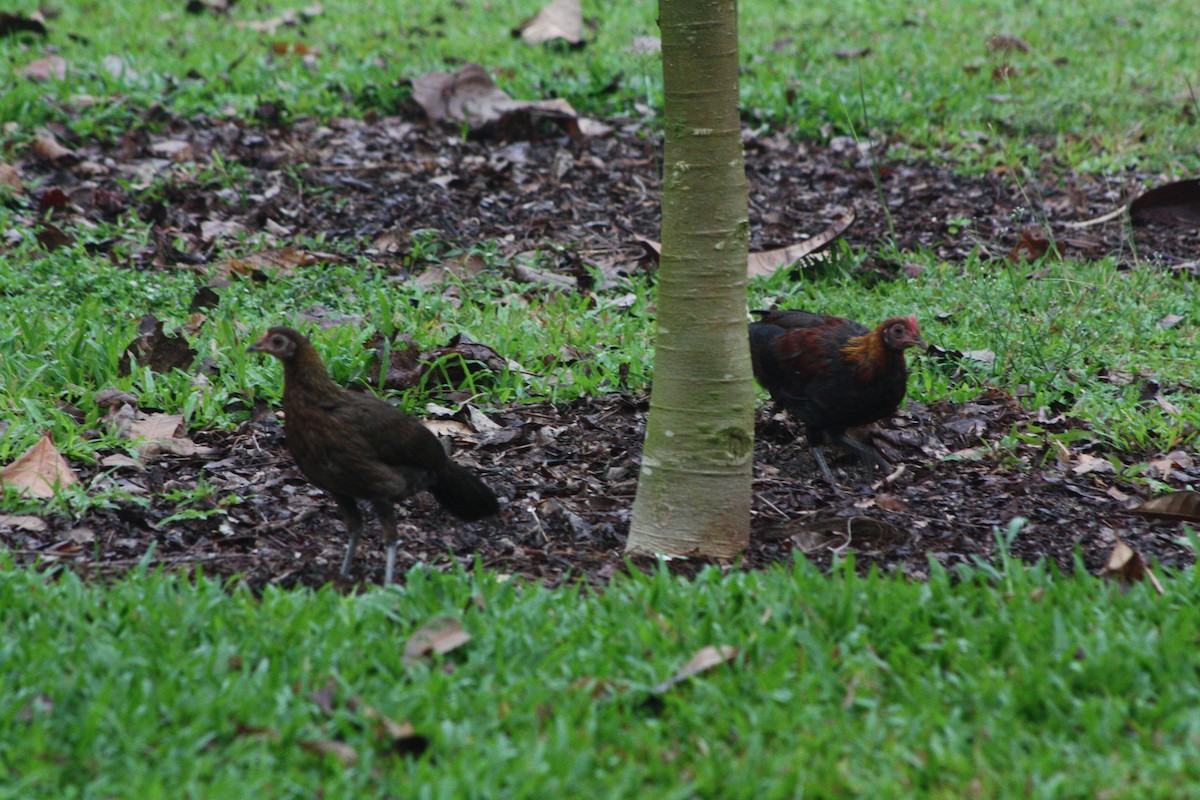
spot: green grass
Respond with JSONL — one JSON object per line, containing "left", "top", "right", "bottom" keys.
{"left": 1, "top": 0, "right": 1196, "bottom": 173}
{"left": 4, "top": 554, "right": 1199, "bottom": 798}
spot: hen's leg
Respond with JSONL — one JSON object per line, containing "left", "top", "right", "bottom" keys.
{"left": 332, "top": 494, "right": 364, "bottom": 579}
{"left": 372, "top": 500, "right": 400, "bottom": 585}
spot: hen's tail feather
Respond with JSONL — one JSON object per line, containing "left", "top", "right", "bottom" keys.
{"left": 432, "top": 461, "right": 499, "bottom": 521}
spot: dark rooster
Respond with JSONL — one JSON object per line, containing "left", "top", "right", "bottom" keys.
{"left": 749, "top": 309, "right": 925, "bottom": 488}
{"left": 248, "top": 326, "right": 498, "bottom": 583}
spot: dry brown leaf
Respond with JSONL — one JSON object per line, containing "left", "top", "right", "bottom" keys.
{"left": 128, "top": 413, "right": 214, "bottom": 462}
{"left": 94, "top": 388, "right": 139, "bottom": 411}
{"left": 1145, "top": 455, "right": 1177, "bottom": 480}
{"left": 961, "top": 349, "right": 996, "bottom": 365}
{"left": 105, "top": 404, "right": 136, "bottom": 440}
{"left": 199, "top": 219, "right": 245, "bottom": 242}
{"left": 762, "top": 514, "right": 904, "bottom": 552}
{"left": 118, "top": 315, "right": 196, "bottom": 376}
{"left": 309, "top": 678, "right": 338, "bottom": 714}
{"left": 130, "top": 413, "right": 184, "bottom": 443}
{"left": 991, "top": 63, "right": 1020, "bottom": 83}
{"left": 99, "top": 453, "right": 144, "bottom": 471}
{"left": 32, "top": 132, "right": 75, "bottom": 163}
{"left": 1107, "top": 485, "right": 1134, "bottom": 505}
{"left": 1072, "top": 453, "right": 1117, "bottom": 476}
{"left": 345, "top": 696, "right": 430, "bottom": 758}
{"left": 403, "top": 616, "right": 471, "bottom": 667}
{"left": 410, "top": 63, "right": 592, "bottom": 137}
{"left": 633, "top": 235, "right": 662, "bottom": 263}
{"left": 0, "top": 161, "right": 23, "bottom": 193}
{"left": 21, "top": 55, "right": 67, "bottom": 81}
{"left": 650, "top": 645, "right": 738, "bottom": 695}
{"left": 38, "top": 187, "right": 70, "bottom": 211}
{"left": 1101, "top": 538, "right": 1164, "bottom": 595}
{"left": 210, "top": 246, "right": 337, "bottom": 284}
{"left": 987, "top": 34, "right": 1031, "bottom": 53}
{"left": 637, "top": 210, "right": 853, "bottom": 278}
{"left": 299, "top": 739, "right": 358, "bottom": 766}
{"left": 236, "top": 3, "right": 322, "bottom": 33}
{"left": 415, "top": 253, "right": 487, "bottom": 287}
{"left": 422, "top": 419, "right": 478, "bottom": 442}
{"left": 412, "top": 63, "right": 528, "bottom": 125}
{"left": 373, "top": 331, "right": 509, "bottom": 393}
{"left": 421, "top": 337, "right": 509, "bottom": 388}
{"left": 139, "top": 435, "right": 213, "bottom": 461}
{"left": 233, "top": 723, "right": 280, "bottom": 740}
{"left": 512, "top": 262, "right": 576, "bottom": 288}
{"left": 1, "top": 433, "right": 79, "bottom": 498}
{"left": 371, "top": 334, "right": 425, "bottom": 392}
{"left": 149, "top": 139, "right": 194, "bottom": 161}
{"left": 463, "top": 405, "right": 502, "bottom": 434}
{"left": 576, "top": 117, "right": 614, "bottom": 136}
{"left": 0, "top": 514, "right": 47, "bottom": 532}
{"left": 515, "top": 0, "right": 583, "bottom": 45}
{"left": 67, "top": 527, "right": 95, "bottom": 544}
{"left": 1009, "top": 228, "right": 1052, "bottom": 261}
{"left": 35, "top": 222, "right": 73, "bottom": 251}
{"left": 1130, "top": 491, "right": 1200, "bottom": 523}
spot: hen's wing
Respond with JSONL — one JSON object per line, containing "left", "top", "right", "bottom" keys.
{"left": 329, "top": 391, "right": 449, "bottom": 472}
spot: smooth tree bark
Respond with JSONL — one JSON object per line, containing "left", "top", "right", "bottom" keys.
{"left": 626, "top": 0, "right": 753, "bottom": 558}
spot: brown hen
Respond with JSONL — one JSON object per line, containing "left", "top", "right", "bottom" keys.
{"left": 249, "top": 326, "right": 497, "bottom": 583}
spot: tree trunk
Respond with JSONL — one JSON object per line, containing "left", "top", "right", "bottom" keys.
{"left": 626, "top": 0, "right": 753, "bottom": 559}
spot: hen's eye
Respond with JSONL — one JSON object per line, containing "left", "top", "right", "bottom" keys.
{"left": 273, "top": 336, "right": 286, "bottom": 347}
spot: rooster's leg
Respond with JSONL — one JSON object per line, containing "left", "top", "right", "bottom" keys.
{"left": 333, "top": 494, "right": 364, "bottom": 579}
{"left": 809, "top": 445, "right": 840, "bottom": 488}
{"left": 372, "top": 500, "right": 400, "bottom": 585}
{"left": 836, "top": 433, "right": 892, "bottom": 475}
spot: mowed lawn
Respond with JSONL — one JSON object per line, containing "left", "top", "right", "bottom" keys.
{"left": 1, "top": 0, "right": 1199, "bottom": 796}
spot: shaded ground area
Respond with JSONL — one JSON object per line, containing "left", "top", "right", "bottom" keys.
{"left": 6, "top": 114, "right": 1198, "bottom": 586}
